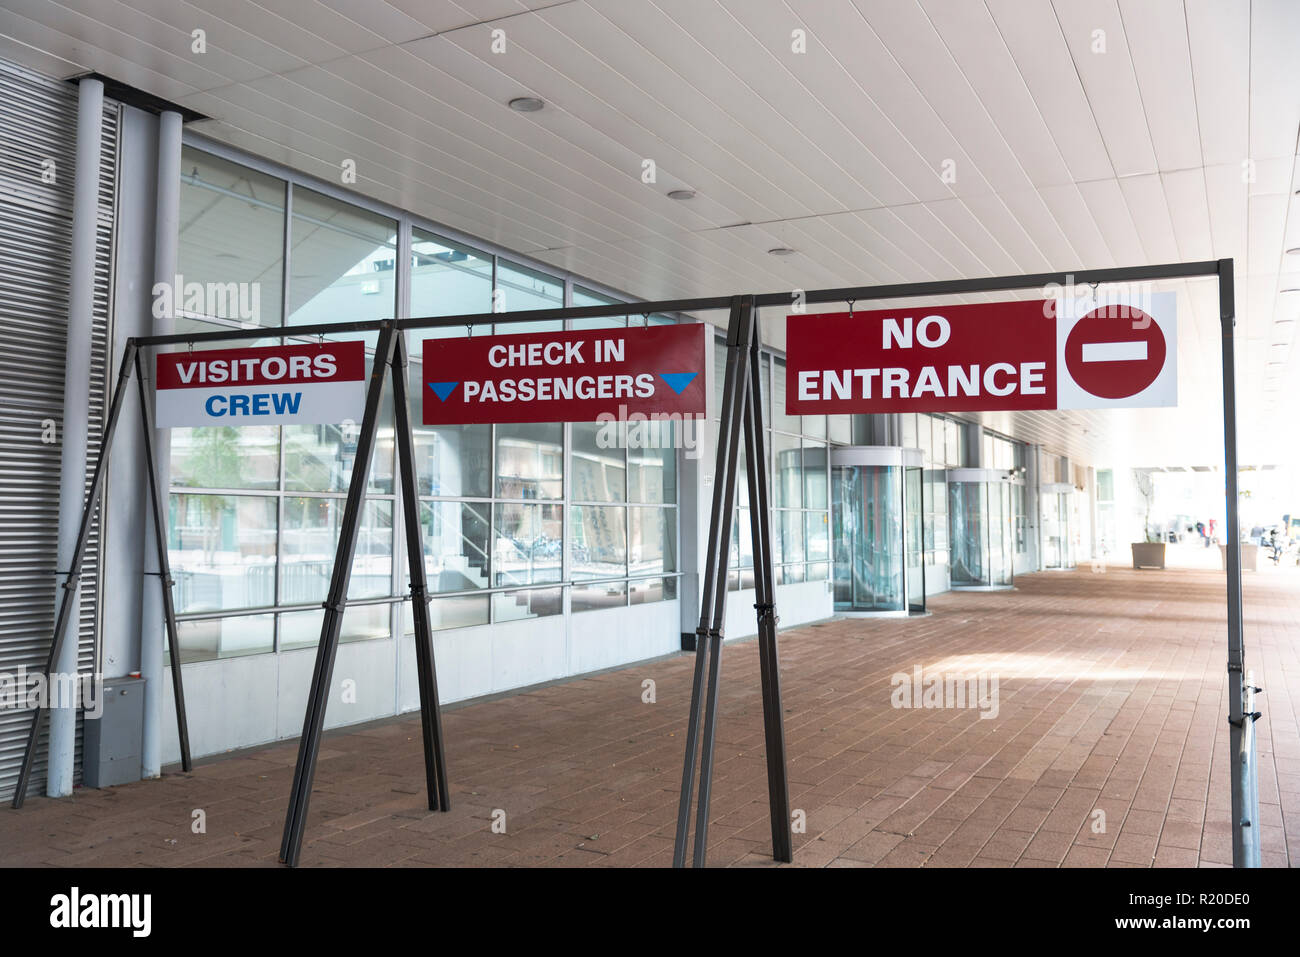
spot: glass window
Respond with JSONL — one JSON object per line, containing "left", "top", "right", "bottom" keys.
{"left": 806, "top": 510, "right": 829, "bottom": 562}
{"left": 630, "top": 507, "right": 676, "bottom": 577}
{"left": 176, "top": 613, "right": 274, "bottom": 664}
{"left": 170, "top": 426, "right": 279, "bottom": 490}
{"left": 770, "top": 357, "right": 800, "bottom": 433}
{"left": 493, "top": 502, "right": 562, "bottom": 586}
{"left": 572, "top": 580, "right": 626, "bottom": 612}
{"left": 572, "top": 285, "right": 628, "bottom": 330}
{"left": 828, "top": 414, "right": 852, "bottom": 445}
{"left": 280, "top": 498, "right": 392, "bottom": 603}
{"left": 780, "top": 511, "right": 805, "bottom": 564}
{"left": 412, "top": 422, "right": 491, "bottom": 498}
{"left": 168, "top": 494, "right": 278, "bottom": 613}
{"left": 178, "top": 146, "right": 285, "bottom": 327}
{"left": 282, "top": 367, "right": 393, "bottom": 494}
{"left": 410, "top": 229, "right": 492, "bottom": 322}
{"left": 570, "top": 505, "right": 627, "bottom": 580}
{"left": 279, "top": 603, "right": 390, "bottom": 650}
{"left": 415, "top": 501, "right": 491, "bottom": 594}
{"left": 772, "top": 432, "right": 801, "bottom": 508}
{"left": 287, "top": 187, "right": 397, "bottom": 330}
{"left": 494, "top": 260, "right": 563, "bottom": 335}
{"left": 803, "top": 440, "right": 828, "bottom": 510}
{"left": 628, "top": 420, "right": 676, "bottom": 504}
{"left": 492, "top": 586, "right": 562, "bottom": 621}
{"left": 496, "top": 422, "right": 563, "bottom": 499}
{"left": 572, "top": 422, "right": 626, "bottom": 503}
{"left": 402, "top": 595, "right": 489, "bottom": 634}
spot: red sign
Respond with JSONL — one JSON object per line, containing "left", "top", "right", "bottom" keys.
{"left": 1063, "top": 307, "right": 1165, "bottom": 399}
{"left": 422, "top": 324, "right": 706, "bottom": 424}
{"left": 787, "top": 294, "right": 1177, "bottom": 414}
{"left": 786, "top": 301, "right": 1055, "bottom": 414}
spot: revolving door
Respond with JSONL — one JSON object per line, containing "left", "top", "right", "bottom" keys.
{"left": 948, "top": 468, "right": 1017, "bottom": 590}
{"left": 831, "top": 447, "right": 925, "bottom": 616}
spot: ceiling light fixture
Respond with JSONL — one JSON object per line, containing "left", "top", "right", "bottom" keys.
{"left": 668, "top": 189, "right": 696, "bottom": 200}
{"left": 767, "top": 247, "right": 796, "bottom": 256}
{"left": 508, "top": 96, "right": 545, "bottom": 112}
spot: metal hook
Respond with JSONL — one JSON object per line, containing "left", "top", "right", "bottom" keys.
{"left": 466, "top": 323, "right": 473, "bottom": 338}
{"left": 847, "top": 299, "right": 855, "bottom": 320}
{"left": 317, "top": 332, "right": 324, "bottom": 348}
{"left": 187, "top": 340, "right": 193, "bottom": 355}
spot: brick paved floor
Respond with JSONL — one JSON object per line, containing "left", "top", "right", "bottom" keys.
{"left": 3, "top": 565, "right": 1298, "bottom": 868}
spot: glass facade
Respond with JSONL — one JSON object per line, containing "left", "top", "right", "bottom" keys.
{"left": 171, "top": 144, "right": 679, "bottom": 663}
{"left": 719, "top": 342, "right": 830, "bottom": 588}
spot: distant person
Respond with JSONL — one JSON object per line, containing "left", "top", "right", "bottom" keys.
{"left": 1196, "top": 520, "right": 1206, "bottom": 546}
{"left": 1208, "top": 518, "right": 1217, "bottom": 545}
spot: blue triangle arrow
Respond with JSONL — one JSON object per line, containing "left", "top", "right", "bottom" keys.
{"left": 658, "top": 372, "right": 698, "bottom": 395}
{"left": 428, "top": 381, "right": 460, "bottom": 402}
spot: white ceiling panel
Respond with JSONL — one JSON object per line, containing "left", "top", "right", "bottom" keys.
{"left": 1, "top": 0, "right": 1295, "bottom": 467}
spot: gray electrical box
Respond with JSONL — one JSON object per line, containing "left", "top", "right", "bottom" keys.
{"left": 83, "top": 675, "right": 144, "bottom": 788}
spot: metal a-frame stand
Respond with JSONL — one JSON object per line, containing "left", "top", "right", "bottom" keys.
{"left": 279, "top": 324, "right": 449, "bottom": 867}
{"left": 16, "top": 258, "right": 1255, "bottom": 868}
{"left": 674, "top": 296, "right": 792, "bottom": 867}
{"left": 11, "top": 341, "right": 192, "bottom": 808}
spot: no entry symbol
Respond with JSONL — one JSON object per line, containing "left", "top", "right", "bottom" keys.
{"left": 1063, "top": 306, "right": 1166, "bottom": 400}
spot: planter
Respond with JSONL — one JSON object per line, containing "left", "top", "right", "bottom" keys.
{"left": 1130, "top": 542, "right": 1166, "bottom": 569}
{"left": 1220, "top": 543, "right": 1259, "bottom": 572}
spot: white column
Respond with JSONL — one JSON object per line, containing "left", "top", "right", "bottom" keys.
{"left": 140, "top": 109, "right": 182, "bottom": 779}
{"left": 47, "top": 77, "right": 105, "bottom": 797}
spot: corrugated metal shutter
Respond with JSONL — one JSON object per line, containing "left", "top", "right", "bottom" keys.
{"left": 0, "top": 57, "right": 117, "bottom": 798}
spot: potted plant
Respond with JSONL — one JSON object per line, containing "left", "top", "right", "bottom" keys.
{"left": 1130, "top": 470, "right": 1166, "bottom": 569}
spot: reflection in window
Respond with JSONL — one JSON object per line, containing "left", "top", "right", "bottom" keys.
{"left": 494, "top": 260, "right": 563, "bottom": 335}
{"left": 772, "top": 432, "right": 801, "bottom": 509}
{"left": 279, "top": 603, "right": 390, "bottom": 650}
{"left": 287, "top": 187, "right": 397, "bottom": 329}
{"left": 571, "top": 285, "right": 627, "bottom": 330}
{"left": 572, "top": 422, "right": 625, "bottom": 503}
{"left": 492, "top": 587, "right": 562, "bottom": 621}
{"left": 571, "top": 505, "right": 626, "bottom": 580}
{"left": 630, "top": 507, "right": 676, "bottom": 577}
{"left": 410, "top": 229, "right": 492, "bottom": 323}
{"left": 168, "top": 494, "right": 278, "bottom": 613}
{"left": 282, "top": 373, "right": 393, "bottom": 494}
{"left": 415, "top": 501, "right": 491, "bottom": 594}
{"left": 170, "top": 426, "right": 279, "bottom": 490}
{"left": 493, "top": 503, "right": 562, "bottom": 587}
{"left": 176, "top": 614, "right": 274, "bottom": 663}
{"left": 628, "top": 420, "right": 675, "bottom": 504}
{"left": 178, "top": 147, "right": 284, "bottom": 326}
{"left": 280, "top": 498, "right": 392, "bottom": 603}
{"left": 401, "top": 596, "right": 489, "bottom": 634}
{"left": 496, "top": 422, "right": 562, "bottom": 499}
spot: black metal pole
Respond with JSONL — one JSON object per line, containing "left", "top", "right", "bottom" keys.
{"left": 133, "top": 350, "right": 192, "bottom": 771}
{"left": 279, "top": 325, "right": 398, "bottom": 867}
{"left": 1216, "top": 259, "right": 1255, "bottom": 866}
{"left": 130, "top": 260, "right": 1223, "bottom": 349}
{"left": 672, "top": 296, "right": 749, "bottom": 867}
{"left": 390, "top": 331, "right": 450, "bottom": 812}
{"left": 692, "top": 296, "right": 756, "bottom": 867}
{"left": 12, "top": 343, "right": 137, "bottom": 809}
{"left": 742, "top": 312, "right": 793, "bottom": 863}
